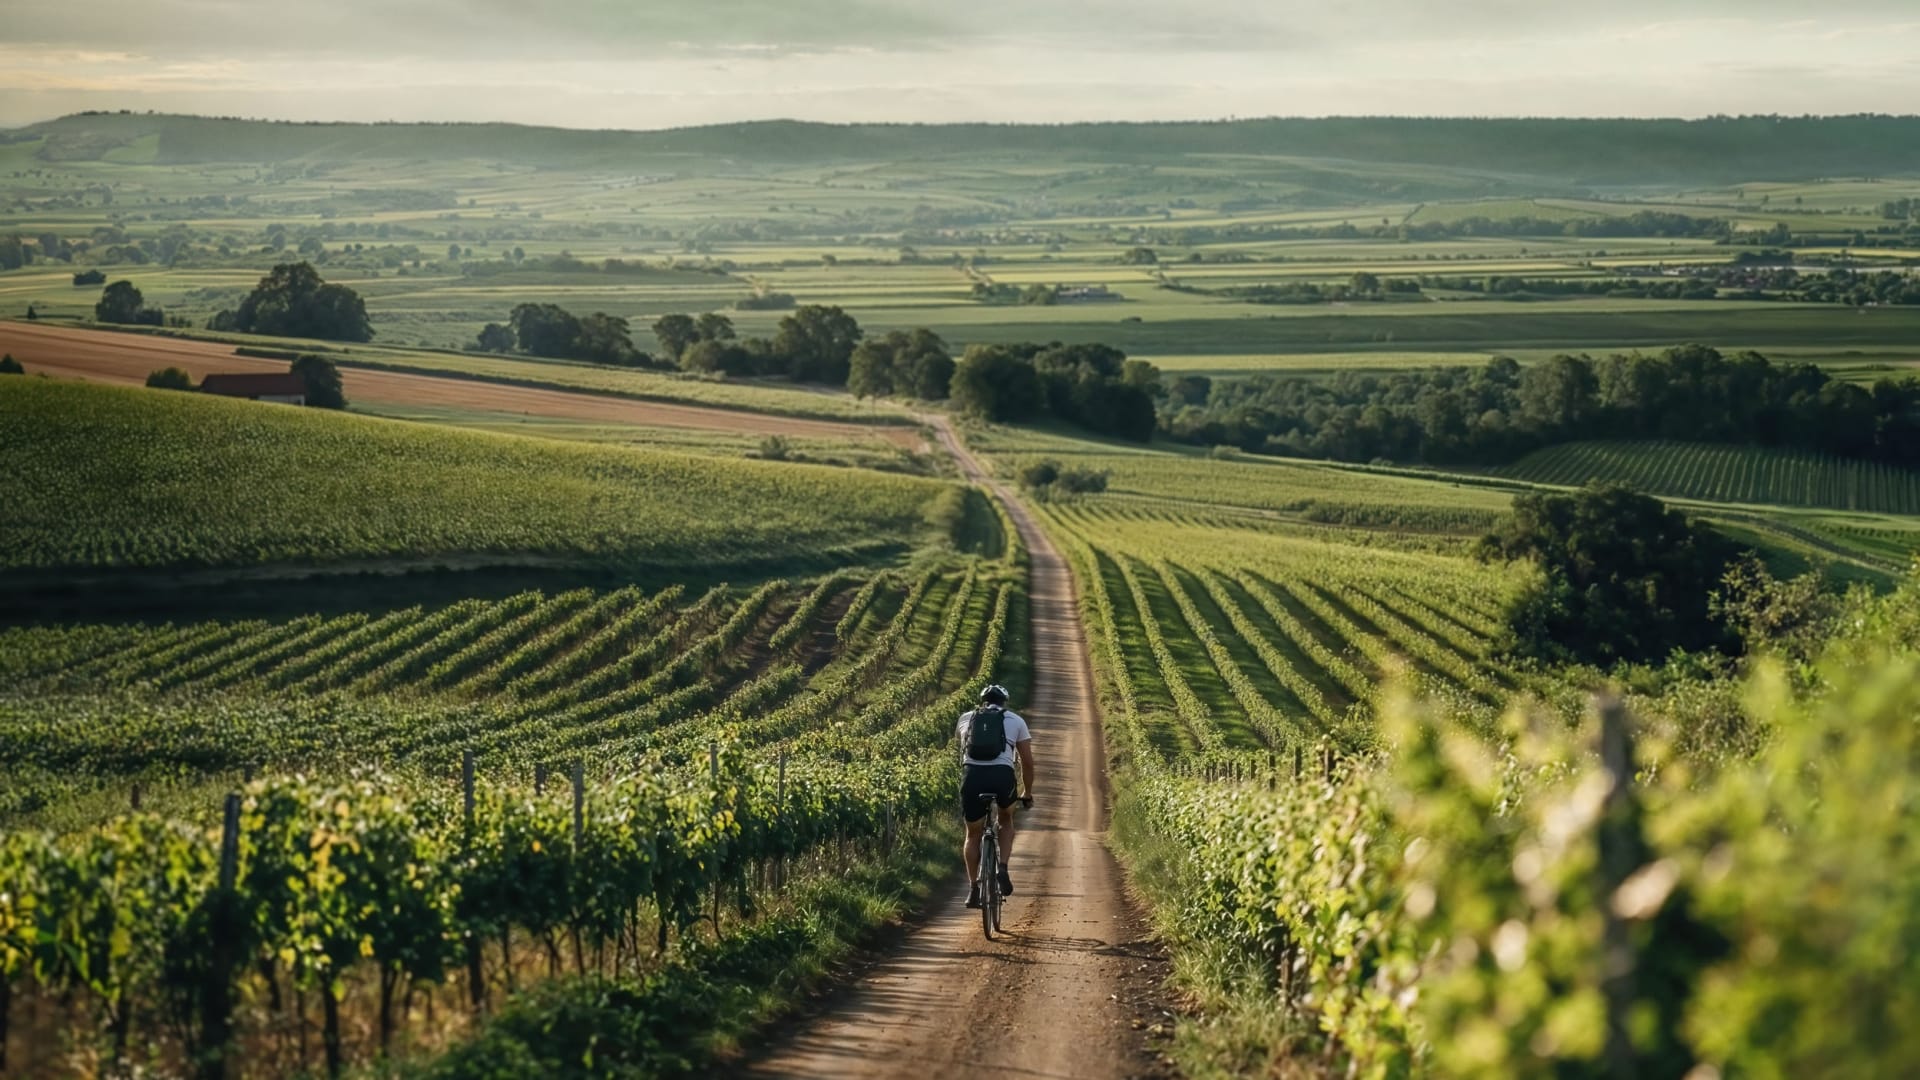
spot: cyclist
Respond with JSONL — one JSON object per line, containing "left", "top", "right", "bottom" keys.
{"left": 958, "top": 683, "right": 1034, "bottom": 909}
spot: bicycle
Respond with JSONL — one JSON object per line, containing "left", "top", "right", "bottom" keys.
{"left": 974, "top": 791, "right": 1031, "bottom": 939}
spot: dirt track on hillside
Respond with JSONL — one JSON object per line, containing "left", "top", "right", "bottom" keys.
{"left": 734, "top": 418, "right": 1147, "bottom": 1080}
{"left": 0, "top": 322, "right": 920, "bottom": 447}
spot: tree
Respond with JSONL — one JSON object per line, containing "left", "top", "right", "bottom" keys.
{"left": 773, "top": 305, "right": 862, "bottom": 384}
{"left": 0, "top": 236, "right": 26, "bottom": 270}
{"left": 510, "top": 303, "right": 582, "bottom": 359}
{"left": 1168, "top": 374, "right": 1212, "bottom": 407}
{"left": 95, "top": 280, "right": 161, "bottom": 325}
{"left": 573, "top": 312, "right": 638, "bottom": 366}
{"left": 231, "top": 263, "right": 372, "bottom": 342}
{"left": 950, "top": 344, "right": 1046, "bottom": 421}
{"left": 678, "top": 338, "right": 757, "bottom": 375}
{"left": 0, "top": 354, "right": 22, "bottom": 375}
{"left": 695, "top": 312, "right": 735, "bottom": 343}
{"left": 1122, "top": 246, "right": 1158, "bottom": 265}
{"left": 901, "top": 329, "right": 954, "bottom": 400}
{"left": 145, "top": 367, "right": 194, "bottom": 390}
{"left": 652, "top": 314, "right": 699, "bottom": 362}
{"left": 72, "top": 269, "right": 106, "bottom": 286}
{"left": 846, "top": 338, "right": 897, "bottom": 399}
{"left": 475, "top": 323, "right": 514, "bottom": 353}
{"left": 1477, "top": 483, "right": 1741, "bottom": 664}
{"left": 291, "top": 354, "right": 347, "bottom": 409}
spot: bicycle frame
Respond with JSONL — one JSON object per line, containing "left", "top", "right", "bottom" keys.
{"left": 974, "top": 792, "right": 1028, "bottom": 939}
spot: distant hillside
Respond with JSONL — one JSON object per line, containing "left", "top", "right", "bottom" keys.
{"left": 17, "top": 112, "right": 1920, "bottom": 186}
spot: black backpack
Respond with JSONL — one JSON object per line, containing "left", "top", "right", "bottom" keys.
{"left": 966, "top": 705, "right": 1008, "bottom": 761}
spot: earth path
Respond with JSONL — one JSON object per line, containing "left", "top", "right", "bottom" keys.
{"left": 737, "top": 417, "right": 1140, "bottom": 1080}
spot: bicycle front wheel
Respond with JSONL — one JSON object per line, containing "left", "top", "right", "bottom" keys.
{"left": 980, "top": 835, "right": 997, "bottom": 940}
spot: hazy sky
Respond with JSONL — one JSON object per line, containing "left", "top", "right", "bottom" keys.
{"left": 3, "top": 1, "right": 1916, "bottom": 128}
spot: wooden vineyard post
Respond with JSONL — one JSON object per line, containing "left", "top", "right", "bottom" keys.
{"left": 130, "top": 782, "right": 142, "bottom": 811}
{"left": 1293, "top": 744, "right": 1303, "bottom": 780}
{"left": 708, "top": 744, "right": 721, "bottom": 934}
{"left": 1268, "top": 752, "right": 1277, "bottom": 791}
{"left": 571, "top": 760, "right": 585, "bottom": 847}
{"left": 197, "top": 793, "right": 241, "bottom": 1080}
{"left": 462, "top": 750, "right": 485, "bottom": 1015}
{"left": 775, "top": 752, "right": 788, "bottom": 893}
{"left": 534, "top": 762, "right": 547, "bottom": 797}
{"left": 1322, "top": 745, "right": 1334, "bottom": 781}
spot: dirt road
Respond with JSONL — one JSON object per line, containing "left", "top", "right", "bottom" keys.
{"left": 738, "top": 419, "right": 1142, "bottom": 1080}
{"left": 0, "top": 321, "right": 921, "bottom": 447}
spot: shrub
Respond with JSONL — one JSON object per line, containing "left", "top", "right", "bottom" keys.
{"left": 145, "top": 367, "right": 195, "bottom": 390}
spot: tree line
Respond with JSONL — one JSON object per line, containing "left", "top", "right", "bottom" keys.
{"left": 1142, "top": 211, "right": 1730, "bottom": 249}
{"left": 1162, "top": 345, "right": 1920, "bottom": 467}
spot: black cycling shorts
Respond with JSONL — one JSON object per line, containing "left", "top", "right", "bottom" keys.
{"left": 960, "top": 764, "right": 1017, "bottom": 822}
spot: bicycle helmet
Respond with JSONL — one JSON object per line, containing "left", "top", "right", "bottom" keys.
{"left": 980, "top": 683, "right": 1009, "bottom": 705}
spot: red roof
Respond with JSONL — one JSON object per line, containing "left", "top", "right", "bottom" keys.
{"left": 199, "top": 373, "right": 308, "bottom": 398}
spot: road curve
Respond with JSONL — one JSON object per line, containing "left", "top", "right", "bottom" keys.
{"left": 735, "top": 417, "right": 1139, "bottom": 1080}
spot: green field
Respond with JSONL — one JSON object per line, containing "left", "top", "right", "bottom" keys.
{"left": 0, "top": 380, "right": 947, "bottom": 576}
{"left": 6, "top": 112, "right": 1920, "bottom": 381}
{"left": 1495, "top": 440, "right": 1920, "bottom": 515}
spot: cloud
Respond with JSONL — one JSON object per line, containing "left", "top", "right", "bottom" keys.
{"left": 2, "top": 1, "right": 1915, "bottom": 127}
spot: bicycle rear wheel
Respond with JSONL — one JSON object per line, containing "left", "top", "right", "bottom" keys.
{"left": 980, "top": 835, "right": 997, "bottom": 940}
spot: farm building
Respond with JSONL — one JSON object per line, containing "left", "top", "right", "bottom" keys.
{"left": 199, "top": 373, "right": 308, "bottom": 405}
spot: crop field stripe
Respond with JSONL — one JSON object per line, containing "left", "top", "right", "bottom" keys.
{"left": 149, "top": 616, "right": 325, "bottom": 690}
{"left": 79, "top": 623, "right": 225, "bottom": 681}
{"left": 457, "top": 586, "right": 642, "bottom": 697}
{"left": 503, "top": 584, "right": 682, "bottom": 700}
{"left": 271, "top": 606, "right": 425, "bottom": 690}
{"left": 432, "top": 589, "right": 599, "bottom": 694}
{"left": 1500, "top": 440, "right": 1920, "bottom": 515}
{"left": 196, "top": 613, "right": 375, "bottom": 690}
{"left": 111, "top": 620, "right": 271, "bottom": 685}
{"left": 1090, "top": 544, "right": 1191, "bottom": 760}
{"left": 1153, "top": 561, "right": 1291, "bottom": 751}
{"left": 1233, "top": 571, "right": 1378, "bottom": 699}
{"left": 351, "top": 592, "right": 544, "bottom": 694}
{"left": 1342, "top": 583, "right": 1512, "bottom": 700}
{"left": 301, "top": 599, "right": 488, "bottom": 691}
{"left": 517, "top": 585, "right": 725, "bottom": 715}
{"left": 1116, "top": 554, "right": 1221, "bottom": 753}
{"left": 1195, "top": 568, "right": 1348, "bottom": 736}
{"left": 769, "top": 571, "right": 861, "bottom": 654}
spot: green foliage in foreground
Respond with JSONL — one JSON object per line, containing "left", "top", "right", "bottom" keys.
{"left": 1497, "top": 439, "right": 1920, "bottom": 515}
{"left": 0, "top": 757, "right": 952, "bottom": 1077}
{"left": 405, "top": 824, "right": 950, "bottom": 1080}
{"left": 1120, "top": 568, "right": 1920, "bottom": 1078}
{"left": 0, "top": 379, "right": 946, "bottom": 573}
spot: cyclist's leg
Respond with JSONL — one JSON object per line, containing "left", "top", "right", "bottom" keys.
{"left": 996, "top": 763, "right": 1019, "bottom": 861}
{"left": 963, "top": 816, "right": 986, "bottom": 881}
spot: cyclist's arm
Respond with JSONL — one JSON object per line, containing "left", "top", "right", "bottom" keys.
{"left": 1015, "top": 737, "right": 1035, "bottom": 799}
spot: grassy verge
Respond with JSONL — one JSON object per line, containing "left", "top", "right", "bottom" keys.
{"left": 1108, "top": 781, "right": 1322, "bottom": 1079}
{"left": 391, "top": 821, "right": 955, "bottom": 1080}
